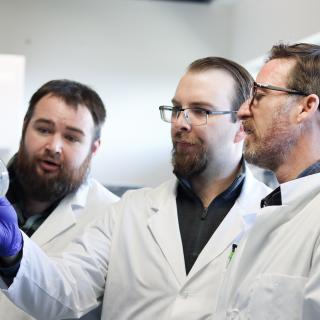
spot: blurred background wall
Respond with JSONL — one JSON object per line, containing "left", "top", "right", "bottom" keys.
{"left": 0, "top": 0, "right": 319, "bottom": 189}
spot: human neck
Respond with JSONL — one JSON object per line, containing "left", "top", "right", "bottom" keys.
{"left": 23, "top": 198, "right": 54, "bottom": 218}
{"left": 275, "top": 139, "right": 320, "bottom": 183}
{"left": 190, "top": 161, "right": 242, "bottom": 208}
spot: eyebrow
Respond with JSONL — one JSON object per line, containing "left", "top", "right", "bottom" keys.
{"left": 33, "top": 118, "right": 85, "bottom": 136}
{"left": 171, "top": 98, "right": 180, "bottom": 105}
{"left": 171, "top": 98, "right": 213, "bottom": 108}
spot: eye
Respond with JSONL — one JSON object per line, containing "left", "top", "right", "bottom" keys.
{"left": 64, "top": 135, "right": 80, "bottom": 143}
{"left": 253, "top": 92, "right": 266, "bottom": 102}
{"left": 36, "top": 126, "right": 52, "bottom": 135}
{"left": 190, "top": 108, "right": 207, "bottom": 116}
{"left": 172, "top": 106, "right": 182, "bottom": 116}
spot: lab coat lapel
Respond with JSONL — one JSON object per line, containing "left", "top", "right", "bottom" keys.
{"left": 188, "top": 201, "right": 247, "bottom": 277}
{"left": 147, "top": 181, "right": 186, "bottom": 285}
{"left": 188, "top": 167, "right": 268, "bottom": 277}
{"left": 224, "top": 175, "right": 320, "bottom": 304}
{"left": 31, "top": 202, "right": 76, "bottom": 247}
{"left": 31, "top": 182, "right": 89, "bottom": 247}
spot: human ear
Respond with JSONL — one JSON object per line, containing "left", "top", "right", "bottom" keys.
{"left": 296, "top": 94, "right": 319, "bottom": 123}
{"left": 91, "top": 139, "right": 101, "bottom": 156}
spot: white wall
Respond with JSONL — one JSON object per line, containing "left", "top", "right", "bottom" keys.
{"left": 0, "top": 0, "right": 231, "bottom": 187}
{"left": 0, "top": 54, "right": 25, "bottom": 162}
{"left": 1, "top": 0, "right": 319, "bottom": 187}
{"left": 230, "top": 0, "right": 320, "bottom": 63}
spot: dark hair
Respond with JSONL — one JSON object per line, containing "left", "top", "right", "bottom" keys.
{"left": 23, "top": 79, "right": 106, "bottom": 141}
{"left": 267, "top": 43, "right": 320, "bottom": 103}
{"left": 187, "top": 57, "right": 253, "bottom": 121}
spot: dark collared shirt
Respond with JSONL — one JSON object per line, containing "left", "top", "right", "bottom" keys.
{"left": 176, "top": 165, "right": 245, "bottom": 274}
{"left": 261, "top": 159, "right": 320, "bottom": 208}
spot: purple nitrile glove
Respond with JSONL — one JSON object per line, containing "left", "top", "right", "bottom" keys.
{"left": 0, "top": 197, "right": 23, "bottom": 256}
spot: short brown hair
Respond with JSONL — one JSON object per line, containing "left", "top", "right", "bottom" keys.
{"left": 267, "top": 43, "right": 320, "bottom": 106}
{"left": 23, "top": 79, "right": 106, "bottom": 141}
{"left": 187, "top": 57, "right": 253, "bottom": 121}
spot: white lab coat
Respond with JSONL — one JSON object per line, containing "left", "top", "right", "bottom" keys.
{"left": 1, "top": 169, "right": 270, "bottom": 320}
{"left": 216, "top": 173, "right": 320, "bottom": 320}
{"left": 0, "top": 178, "right": 119, "bottom": 320}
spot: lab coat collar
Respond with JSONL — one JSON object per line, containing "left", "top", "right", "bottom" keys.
{"left": 280, "top": 173, "right": 320, "bottom": 206}
{"left": 146, "top": 167, "right": 267, "bottom": 283}
{"left": 31, "top": 179, "right": 90, "bottom": 247}
{"left": 147, "top": 179, "right": 186, "bottom": 285}
{"left": 188, "top": 167, "right": 262, "bottom": 278}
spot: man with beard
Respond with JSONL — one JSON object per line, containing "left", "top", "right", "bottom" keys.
{"left": 0, "top": 79, "right": 119, "bottom": 320}
{"left": 215, "top": 43, "right": 320, "bottom": 319}
{"left": 0, "top": 58, "right": 270, "bottom": 319}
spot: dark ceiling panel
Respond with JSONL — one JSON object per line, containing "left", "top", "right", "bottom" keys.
{"left": 151, "top": 0, "right": 213, "bottom": 3}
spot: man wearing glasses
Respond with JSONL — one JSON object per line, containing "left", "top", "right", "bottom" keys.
{"left": 216, "top": 43, "right": 320, "bottom": 319}
{"left": 0, "top": 57, "right": 270, "bottom": 319}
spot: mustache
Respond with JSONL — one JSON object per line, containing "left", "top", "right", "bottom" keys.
{"left": 36, "top": 150, "right": 63, "bottom": 168}
{"left": 242, "top": 120, "right": 255, "bottom": 134}
{"left": 172, "top": 131, "right": 201, "bottom": 146}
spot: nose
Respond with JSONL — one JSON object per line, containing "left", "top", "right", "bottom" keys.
{"left": 45, "top": 134, "right": 63, "bottom": 156}
{"left": 237, "top": 98, "right": 252, "bottom": 120}
{"left": 172, "top": 110, "right": 192, "bottom": 132}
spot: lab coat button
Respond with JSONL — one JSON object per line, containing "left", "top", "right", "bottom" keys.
{"left": 180, "top": 291, "right": 189, "bottom": 299}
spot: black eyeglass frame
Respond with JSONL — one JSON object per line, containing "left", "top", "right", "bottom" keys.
{"left": 252, "top": 82, "right": 308, "bottom": 100}
{"left": 159, "top": 105, "right": 237, "bottom": 126}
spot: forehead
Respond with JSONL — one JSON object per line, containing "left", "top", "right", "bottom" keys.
{"left": 174, "top": 69, "right": 235, "bottom": 107}
{"left": 31, "top": 94, "right": 95, "bottom": 132}
{"left": 257, "top": 58, "right": 296, "bottom": 86}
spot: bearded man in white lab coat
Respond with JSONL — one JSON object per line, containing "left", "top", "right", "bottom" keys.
{"left": 216, "top": 43, "right": 320, "bottom": 320}
{"left": 0, "top": 58, "right": 270, "bottom": 319}
{"left": 0, "top": 80, "right": 119, "bottom": 320}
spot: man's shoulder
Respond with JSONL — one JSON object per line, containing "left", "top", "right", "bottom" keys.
{"left": 119, "top": 178, "right": 177, "bottom": 204}
{"left": 79, "top": 178, "right": 119, "bottom": 205}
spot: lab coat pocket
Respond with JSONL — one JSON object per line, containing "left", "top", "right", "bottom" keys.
{"left": 247, "top": 274, "right": 307, "bottom": 320}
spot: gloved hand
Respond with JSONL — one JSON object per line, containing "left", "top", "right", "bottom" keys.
{"left": 0, "top": 197, "right": 23, "bottom": 256}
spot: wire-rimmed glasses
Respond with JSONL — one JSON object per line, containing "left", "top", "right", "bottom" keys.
{"left": 250, "top": 81, "right": 308, "bottom": 105}
{"left": 159, "top": 106, "right": 237, "bottom": 126}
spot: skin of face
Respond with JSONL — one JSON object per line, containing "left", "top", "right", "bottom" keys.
{"left": 238, "top": 58, "right": 302, "bottom": 172}
{"left": 171, "top": 69, "right": 245, "bottom": 180}
{"left": 16, "top": 94, "right": 100, "bottom": 202}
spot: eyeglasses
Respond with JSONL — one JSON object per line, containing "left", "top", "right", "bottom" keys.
{"left": 251, "top": 81, "right": 308, "bottom": 105}
{"left": 159, "top": 105, "right": 237, "bottom": 126}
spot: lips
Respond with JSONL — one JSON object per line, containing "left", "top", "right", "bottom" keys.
{"left": 243, "top": 126, "right": 254, "bottom": 135}
{"left": 175, "top": 140, "right": 194, "bottom": 146}
{"left": 242, "top": 121, "right": 255, "bottom": 135}
{"left": 38, "top": 158, "right": 61, "bottom": 173}
{"left": 174, "top": 139, "right": 200, "bottom": 154}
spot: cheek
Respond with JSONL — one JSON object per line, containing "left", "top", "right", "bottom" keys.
{"left": 208, "top": 124, "right": 233, "bottom": 141}
{"left": 23, "top": 132, "right": 42, "bottom": 156}
{"left": 171, "top": 124, "right": 179, "bottom": 137}
{"left": 257, "top": 117, "right": 274, "bottom": 136}
{"left": 63, "top": 145, "right": 91, "bottom": 168}
{"left": 170, "top": 126, "right": 175, "bottom": 137}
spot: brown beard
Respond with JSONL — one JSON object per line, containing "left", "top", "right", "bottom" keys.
{"left": 15, "top": 145, "right": 92, "bottom": 202}
{"left": 171, "top": 132, "right": 208, "bottom": 178}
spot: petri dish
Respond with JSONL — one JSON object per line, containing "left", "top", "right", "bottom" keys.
{"left": 0, "top": 159, "right": 9, "bottom": 196}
